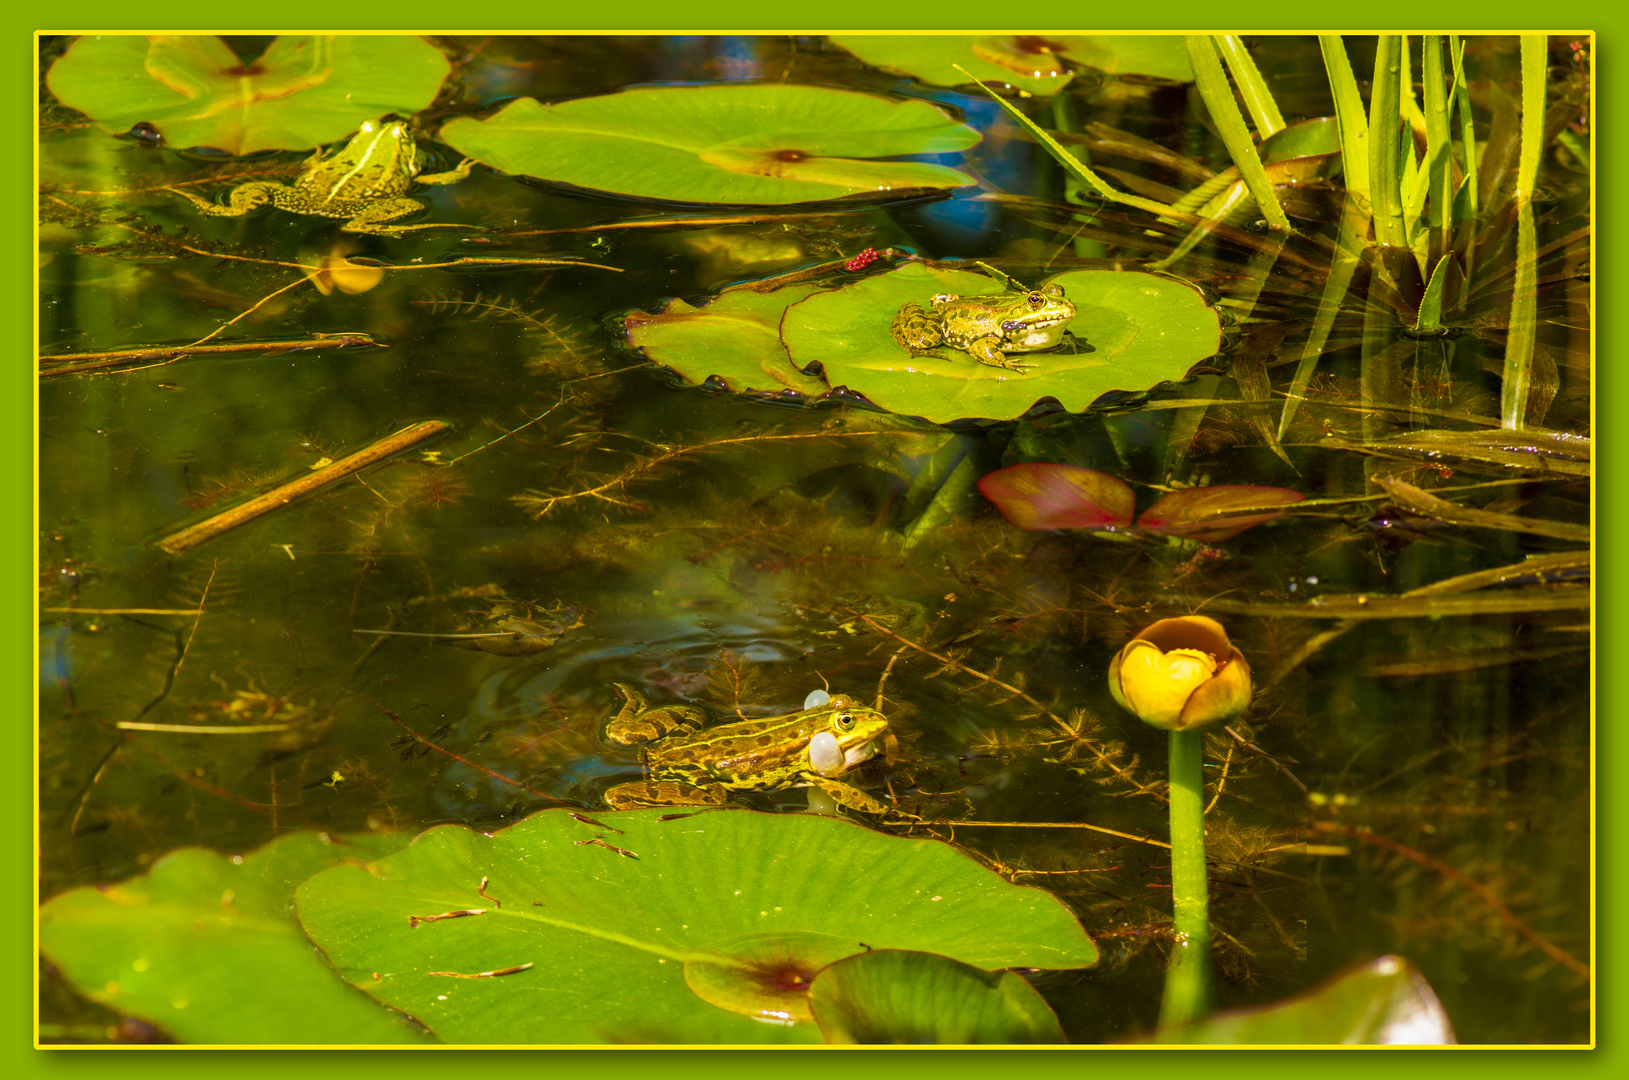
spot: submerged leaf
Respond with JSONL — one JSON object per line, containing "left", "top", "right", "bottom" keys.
{"left": 1137, "top": 484, "right": 1305, "bottom": 540}
{"left": 440, "top": 86, "right": 979, "bottom": 205}
{"left": 977, "top": 464, "right": 1135, "bottom": 531}
{"left": 809, "top": 949, "right": 1065, "bottom": 1044}
{"left": 830, "top": 35, "right": 1194, "bottom": 96}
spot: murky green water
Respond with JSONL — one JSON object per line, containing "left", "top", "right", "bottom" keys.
{"left": 38, "top": 34, "right": 1590, "bottom": 1044}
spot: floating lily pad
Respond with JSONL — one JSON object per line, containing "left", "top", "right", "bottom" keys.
{"left": 809, "top": 949, "right": 1065, "bottom": 1044}
{"left": 1144, "top": 955, "right": 1456, "bottom": 1044}
{"left": 40, "top": 831, "right": 423, "bottom": 1045}
{"left": 440, "top": 85, "right": 980, "bottom": 205}
{"left": 781, "top": 263, "right": 1221, "bottom": 424}
{"left": 46, "top": 35, "right": 452, "bottom": 154}
{"left": 625, "top": 284, "right": 827, "bottom": 394}
{"left": 295, "top": 808, "right": 1099, "bottom": 1044}
{"left": 830, "top": 35, "right": 1194, "bottom": 97}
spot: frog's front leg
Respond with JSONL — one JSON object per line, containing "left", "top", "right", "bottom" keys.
{"left": 603, "top": 779, "right": 730, "bottom": 810}
{"left": 965, "top": 336, "right": 1037, "bottom": 372}
{"left": 166, "top": 181, "right": 286, "bottom": 219}
{"left": 414, "top": 158, "right": 476, "bottom": 187}
{"left": 810, "top": 778, "right": 893, "bottom": 815}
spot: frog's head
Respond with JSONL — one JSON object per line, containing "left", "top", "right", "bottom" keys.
{"left": 1003, "top": 282, "right": 1076, "bottom": 331}
{"left": 342, "top": 118, "right": 422, "bottom": 177}
{"left": 805, "top": 696, "right": 890, "bottom": 778}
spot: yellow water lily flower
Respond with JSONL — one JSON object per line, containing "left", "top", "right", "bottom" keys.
{"left": 1108, "top": 615, "right": 1252, "bottom": 732}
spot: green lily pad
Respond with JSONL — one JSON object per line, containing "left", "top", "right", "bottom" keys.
{"left": 625, "top": 284, "right": 827, "bottom": 395}
{"left": 1144, "top": 955, "right": 1456, "bottom": 1045}
{"left": 45, "top": 35, "right": 452, "bottom": 154}
{"left": 439, "top": 85, "right": 980, "bottom": 205}
{"left": 809, "top": 949, "right": 1065, "bottom": 1044}
{"left": 40, "top": 830, "right": 424, "bottom": 1045}
{"left": 830, "top": 35, "right": 1194, "bottom": 97}
{"left": 782, "top": 263, "right": 1221, "bottom": 424}
{"left": 295, "top": 808, "right": 1099, "bottom": 1044}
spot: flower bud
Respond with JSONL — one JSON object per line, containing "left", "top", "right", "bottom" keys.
{"left": 1107, "top": 616, "right": 1252, "bottom": 732}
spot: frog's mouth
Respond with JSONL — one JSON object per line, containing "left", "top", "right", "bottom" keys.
{"left": 842, "top": 739, "right": 880, "bottom": 771}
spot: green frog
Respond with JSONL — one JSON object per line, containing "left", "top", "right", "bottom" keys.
{"left": 890, "top": 282, "right": 1078, "bottom": 372}
{"left": 600, "top": 685, "right": 891, "bottom": 813}
{"left": 167, "top": 118, "right": 474, "bottom": 236}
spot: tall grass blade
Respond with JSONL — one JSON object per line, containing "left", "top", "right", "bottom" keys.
{"left": 1276, "top": 194, "right": 1367, "bottom": 440}
{"left": 1184, "top": 35, "right": 1292, "bottom": 231}
{"left": 1367, "top": 36, "right": 1406, "bottom": 252}
{"left": 1421, "top": 36, "right": 1455, "bottom": 264}
{"left": 1319, "top": 36, "right": 1369, "bottom": 204}
{"left": 1414, "top": 255, "right": 1452, "bottom": 332}
{"left": 1500, "top": 35, "right": 1547, "bottom": 430}
{"left": 1214, "top": 35, "right": 1285, "bottom": 138}
{"left": 954, "top": 65, "right": 1175, "bottom": 218}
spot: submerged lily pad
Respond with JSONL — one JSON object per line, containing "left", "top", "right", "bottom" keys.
{"left": 46, "top": 35, "right": 452, "bottom": 154}
{"left": 782, "top": 263, "right": 1221, "bottom": 424}
{"left": 40, "top": 831, "right": 422, "bottom": 1044}
{"left": 830, "top": 35, "right": 1194, "bottom": 96}
{"left": 295, "top": 807, "right": 1099, "bottom": 1044}
{"left": 809, "top": 949, "right": 1065, "bottom": 1044}
{"left": 439, "top": 85, "right": 980, "bottom": 205}
{"left": 625, "top": 284, "right": 827, "bottom": 394}
{"left": 1144, "top": 955, "right": 1456, "bottom": 1044}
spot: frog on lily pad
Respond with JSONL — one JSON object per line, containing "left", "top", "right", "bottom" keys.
{"left": 889, "top": 278, "right": 1084, "bottom": 372}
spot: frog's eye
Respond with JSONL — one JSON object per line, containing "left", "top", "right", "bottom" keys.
{"left": 832, "top": 712, "right": 857, "bottom": 732}
{"left": 1027, "top": 292, "right": 1046, "bottom": 308}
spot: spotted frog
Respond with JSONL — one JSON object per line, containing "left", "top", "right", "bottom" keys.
{"left": 890, "top": 282, "right": 1079, "bottom": 372}
{"left": 600, "top": 685, "right": 891, "bottom": 813}
{"left": 167, "top": 118, "right": 474, "bottom": 236}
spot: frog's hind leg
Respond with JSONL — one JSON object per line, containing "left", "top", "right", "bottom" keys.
{"left": 166, "top": 181, "right": 282, "bottom": 219}
{"left": 342, "top": 197, "right": 473, "bottom": 236}
{"left": 603, "top": 780, "right": 730, "bottom": 810}
{"left": 967, "top": 337, "right": 1036, "bottom": 372}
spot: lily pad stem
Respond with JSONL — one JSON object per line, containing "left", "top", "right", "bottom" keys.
{"left": 1159, "top": 727, "right": 1214, "bottom": 1028}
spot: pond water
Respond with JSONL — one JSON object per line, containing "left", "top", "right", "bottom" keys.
{"left": 37, "top": 34, "right": 1591, "bottom": 1044}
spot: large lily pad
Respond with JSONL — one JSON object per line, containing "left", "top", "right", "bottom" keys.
{"left": 40, "top": 831, "right": 424, "bottom": 1044}
{"left": 439, "top": 85, "right": 980, "bottom": 205}
{"left": 809, "top": 949, "right": 1065, "bottom": 1043}
{"left": 46, "top": 35, "right": 452, "bottom": 154}
{"left": 624, "top": 284, "right": 827, "bottom": 395}
{"left": 1144, "top": 955, "right": 1456, "bottom": 1044}
{"left": 830, "top": 35, "right": 1194, "bottom": 96}
{"left": 782, "top": 263, "right": 1221, "bottom": 424}
{"left": 295, "top": 807, "right": 1099, "bottom": 1044}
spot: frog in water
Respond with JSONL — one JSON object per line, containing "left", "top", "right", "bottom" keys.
{"left": 890, "top": 281, "right": 1079, "bottom": 372}
{"left": 166, "top": 118, "right": 474, "bottom": 236}
{"left": 600, "top": 685, "right": 892, "bottom": 813}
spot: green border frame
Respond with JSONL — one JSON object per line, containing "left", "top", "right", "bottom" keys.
{"left": 20, "top": 1, "right": 1613, "bottom": 1075}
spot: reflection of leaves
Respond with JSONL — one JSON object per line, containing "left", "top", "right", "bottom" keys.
{"left": 440, "top": 85, "right": 980, "bottom": 205}
{"left": 46, "top": 35, "right": 451, "bottom": 153}
{"left": 296, "top": 808, "right": 1099, "bottom": 1044}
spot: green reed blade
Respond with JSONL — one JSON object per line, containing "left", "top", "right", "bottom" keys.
{"left": 954, "top": 65, "right": 1174, "bottom": 217}
{"left": 1214, "top": 35, "right": 1284, "bottom": 139}
{"left": 1367, "top": 36, "right": 1406, "bottom": 252}
{"left": 1414, "top": 254, "right": 1452, "bottom": 332}
{"left": 1318, "top": 36, "right": 1369, "bottom": 204}
{"left": 1421, "top": 36, "right": 1454, "bottom": 262}
{"left": 1500, "top": 35, "right": 1547, "bottom": 430}
{"left": 1184, "top": 36, "right": 1291, "bottom": 231}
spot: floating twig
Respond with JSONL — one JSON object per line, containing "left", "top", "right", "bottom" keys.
{"left": 408, "top": 909, "right": 486, "bottom": 928}
{"left": 427, "top": 963, "right": 534, "bottom": 979}
{"left": 156, "top": 421, "right": 449, "bottom": 556}
{"left": 39, "top": 333, "right": 381, "bottom": 378}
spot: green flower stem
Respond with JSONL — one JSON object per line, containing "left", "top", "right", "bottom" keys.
{"left": 1159, "top": 727, "right": 1214, "bottom": 1028}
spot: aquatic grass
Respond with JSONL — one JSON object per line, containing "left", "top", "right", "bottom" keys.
{"left": 1500, "top": 35, "right": 1548, "bottom": 430}
{"left": 1183, "top": 36, "right": 1291, "bottom": 233}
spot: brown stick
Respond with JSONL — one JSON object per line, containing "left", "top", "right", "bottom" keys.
{"left": 40, "top": 333, "right": 382, "bottom": 378}
{"left": 156, "top": 420, "right": 449, "bottom": 556}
